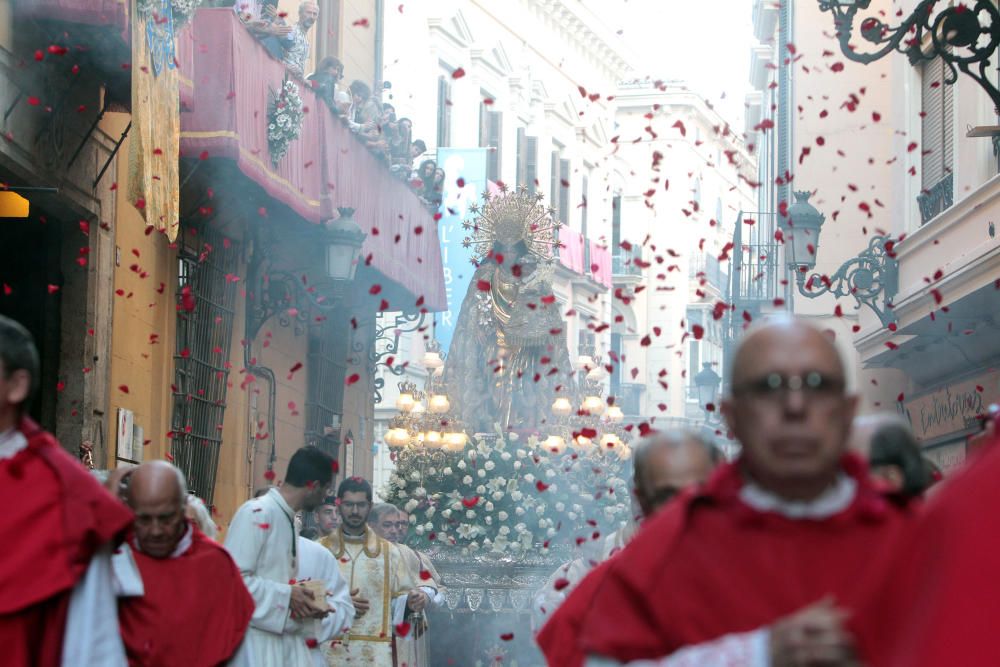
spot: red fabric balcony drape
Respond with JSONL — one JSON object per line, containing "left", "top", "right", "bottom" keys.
{"left": 179, "top": 9, "right": 445, "bottom": 311}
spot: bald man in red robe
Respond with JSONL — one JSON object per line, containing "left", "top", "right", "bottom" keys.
{"left": 576, "top": 317, "right": 917, "bottom": 666}
{"left": 113, "top": 461, "right": 255, "bottom": 666}
{"left": 853, "top": 423, "right": 1000, "bottom": 667}
{"left": 0, "top": 315, "right": 133, "bottom": 667}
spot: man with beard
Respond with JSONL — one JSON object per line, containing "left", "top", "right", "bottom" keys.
{"left": 278, "top": 1, "right": 319, "bottom": 76}
{"left": 577, "top": 316, "right": 917, "bottom": 666}
{"left": 321, "top": 478, "right": 430, "bottom": 666}
{"left": 113, "top": 461, "right": 254, "bottom": 665}
{"left": 225, "top": 446, "right": 336, "bottom": 666}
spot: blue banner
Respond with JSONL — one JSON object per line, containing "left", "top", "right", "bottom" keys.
{"left": 435, "top": 148, "right": 489, "bottom": 353}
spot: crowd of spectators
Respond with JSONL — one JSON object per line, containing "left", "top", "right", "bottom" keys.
{"left": 233, "top": 0, "right": 442, "bottom": 211}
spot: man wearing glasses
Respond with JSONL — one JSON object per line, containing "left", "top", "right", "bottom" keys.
{"left": 577, "top": 316, "right": 917, "bottom": 667}
{"left": 321, "top": 477, "right": 431, "bottom": 666}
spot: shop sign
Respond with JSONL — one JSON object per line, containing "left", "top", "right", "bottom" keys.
{"left": 904, "top": 369, "right": 1000, "bottom": 442}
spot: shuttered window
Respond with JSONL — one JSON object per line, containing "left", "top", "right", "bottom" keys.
{"left": 515, "top": 128, "right": 538, "bottom": 193}
{"left": 558, "top": 158, "right": 570, "bottom": 225}
{"left": 437, "top": 75, "right": 451, "bottom": 148}
{"left": 479, "top": 97, "right": 502, "bottom": 183}
{"left": 921, "top": 56, "right": 954, "bottom": 191}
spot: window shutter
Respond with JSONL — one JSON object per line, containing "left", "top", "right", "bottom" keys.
{"left": 921, "top": 57, "right": 946, "bottom": 190}
{"left": 526, "top": 136, "right": 538, "bottom": 193}
{"left": 516, "top": 127, "right": 527, "bottom": 188}
{"left": 437, "top": 76, "right": 451, "bottom": 147}
{"left": 559, "top": 159, "right": 570, "bottom": 225}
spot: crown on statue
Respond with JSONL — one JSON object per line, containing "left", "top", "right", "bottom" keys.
{"left": 462, "top": 184, "right": 561, "bottom": 262}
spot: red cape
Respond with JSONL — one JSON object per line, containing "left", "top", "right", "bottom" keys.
{"left": 537, "top": 557, "right": 616, "bottom": 667}
{"left": 119, "top": 526, "right": 255, "bottom": 667}
{"left": 0, "top": 417, "right": 132, "bottom": 666}
{"left": 853, "top": 437, "right": 1000, "bottom": 667}
{"left": 578, "top": 453, "right": 916, "bottom": 662}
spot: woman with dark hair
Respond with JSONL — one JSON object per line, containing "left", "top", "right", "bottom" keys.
{"left": 307, "top": 55, "right": 344, "bottom": 111}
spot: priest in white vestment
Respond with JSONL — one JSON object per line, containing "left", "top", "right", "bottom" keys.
{"left": 225, "top": 447, "right": 337, "bottom": 666}
{"left": 321, "top": 479, "right": 433, "bottom": 666}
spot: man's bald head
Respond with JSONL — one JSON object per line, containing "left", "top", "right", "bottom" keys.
{"left": 129, "top": 461, "right": 189, "bottom": 558}
{"left": 723, "top": 316, "right": 858, "bottom": 501}
{"left": 632, "top": 430, "right": 719, "bottom": 517}
{"left": 729, "top": 316, "right": 846, "bottom": 393}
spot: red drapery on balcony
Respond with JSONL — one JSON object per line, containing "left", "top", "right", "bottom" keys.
{"left": 179, "top": 9, "right": 323, "bottom": 223}
{"left": 320, "top": 111, "right": 446, "bottom": 311}
{"left": 179, "top": 9, "right": 445, "bottom": 311}
{"left": 559, "top": 227, "right": 586, "bottom": 274}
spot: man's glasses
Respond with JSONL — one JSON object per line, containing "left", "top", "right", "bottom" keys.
{"left": 732, "top": 371, "right": 845, "bottom": 402}
{"left": 340, "top": 501, "right": 370, "bottom": 511}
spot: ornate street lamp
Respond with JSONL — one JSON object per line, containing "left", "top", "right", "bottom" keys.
{"left": 817, "top": 0, "right": 1000, "bottom": 112}
{"left": 694, "top": 362, "right": 722, "bottom": 419}
{"left": 782, "top": 191, "right": 899, "bottom": 327}
{"left": 324, "top": 208, "right": 367, "bottom": 281}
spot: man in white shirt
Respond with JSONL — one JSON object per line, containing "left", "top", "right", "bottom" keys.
{"left": 225, "top": 446, "right": 336, "bottom": 666}
{"left": 296, "top": 536, "right": 354, "bottom": 667}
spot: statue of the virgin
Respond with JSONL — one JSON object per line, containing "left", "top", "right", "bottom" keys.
{"left": 443, "top": 187, "right": 577, "bottom": 434}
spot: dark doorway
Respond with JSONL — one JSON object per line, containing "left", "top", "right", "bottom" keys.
{"left": 0, "top": 216, "right": 63, "bottom": 431}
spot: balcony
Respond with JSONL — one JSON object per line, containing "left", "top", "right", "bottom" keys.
{"left": 556, "top": 227, "right": 612, "bottom": 288}
{"left": 178, "top": 9, "right": 445, "bottom": 310}
{"left": 917, "top": 173, "right": 954, "bottom": 225}
{"left": 689, "top": 252, "right": 728, "bottom": 295}
{"left": 612, "top": 244, "right": 644, "bottom": 281}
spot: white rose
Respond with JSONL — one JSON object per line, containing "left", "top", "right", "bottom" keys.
{"left": 545, "top": 469, "right": 555, "bottom": 479}
{"left": 477, "top": 485, "right": 486, "bottom": 494}
{"left": 511, "top": 491, "right": 523, "bottom": 501}
{"left": 513, "top": 461, "right": 522, "bottom": 470}
{"left": 410, "top": 471, "right": 421, "bottom": 481}
{"left": 414, "top": 486, "right": 427, "bottom": 498}
{"left": 466, "top": 510, "right": 476, "bottom": 519}
{"left": 538, "top": 519, "right": 547, "bottom": 529}
{"left": 415, "top": 526, "right": 424, "bottom": 535}
{"left": 515, "top": 507, "right": 525, "bottom": 516}
{"left": 499, "top": 526, "right": 510, "bottom": 536}
{"left": 568, "top": 512, "right": 577, "bottom": 520}
{"left": 485, "top": 516, "right": 493, "bottom": 525}
{"left": 442, "top": 509, "right": 452, "bottom": 518}
{"left": 492, "top": 491, "right": 504, "bottom": 501}
{"left": 425, "top": 506, "right": 436, "bottom": 518}
{"left": 516, "top": 449, "right": 526, "bottom": 458}
{"left": 485, "top": 501, "right": 494, "bottom": 511}
{"left": 524, "top": 473, "right": 535, "bottom": 483}
{"left": 404, "top": 499, "right": 419, "bottom": 512}
{"left": 457, "top": 460, "right": 467, "bottom": 470}
{"left": 427, "top": 467, "right": 437, "bottom": 476}
{"left": 509, "top": 432, "right": 519, "bottom": 441}
{"left": 534, "top": 505, "right": 545, "bottom": 515}
{"left": 500, "top": 452, "right": 511, "bottom": 461}
{"left": 547, "top": 527, "right": 557, "bottom": 537}
{"left": 463, "top": 475, "right": 473, "bottom": 485}
{"left": 555, "top": 502, "right": 565, "bottom": 512}
{"left": 477, "top": 469, "right": 486, "bottom": 478}
{"left": 498, "top": 511, "right": 509, "bottom": 521}
{"left": 484, "top": 461, "right": 495, "bottom": 471}
{"left": 443, "top": 467, "right": 453, "bottom": 476}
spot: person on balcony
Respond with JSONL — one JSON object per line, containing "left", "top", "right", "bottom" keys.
{"left": 280, "top": 2, "right": 319, "bottom": 77}
{"left": 308, "top": 56, "right": 344, "bottom": 113}
{"left": 234, "top": 0, "right": 294, "bottom": 60}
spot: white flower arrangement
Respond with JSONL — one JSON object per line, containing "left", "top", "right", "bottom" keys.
{"left": 267, "top": 78, "right": 305, "bottom": 167}
{"left": 385, "top": 432, "right": 632, "bottom": 553}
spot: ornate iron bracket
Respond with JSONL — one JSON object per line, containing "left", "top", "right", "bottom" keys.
{"left": 795, "top": 234, "right": 899, "bottom": 327}
{"left": 370, "top": 311, "right": 426, "bottom": 403}
{"left": 818, "top": 0, "right": 1000, "bottom": 112}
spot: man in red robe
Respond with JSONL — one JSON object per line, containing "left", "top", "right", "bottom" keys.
{"left": 535, "top": 429, "right": 720, "bottom": 667}
{"left": 0, "top": 315, "right": 134, "bottom": 667}
{"left": 577, "top": 316, "right": 917, "bottom": 666}
{"left": 852, "top": 423, "right": 1000, "bottom": 667}
{"left": 113, "top": 460, "right": 255, "bottom": 666}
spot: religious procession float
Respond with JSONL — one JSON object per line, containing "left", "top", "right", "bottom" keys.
{"left": 382, "top": 187, "right": 635, "bottom": 666}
